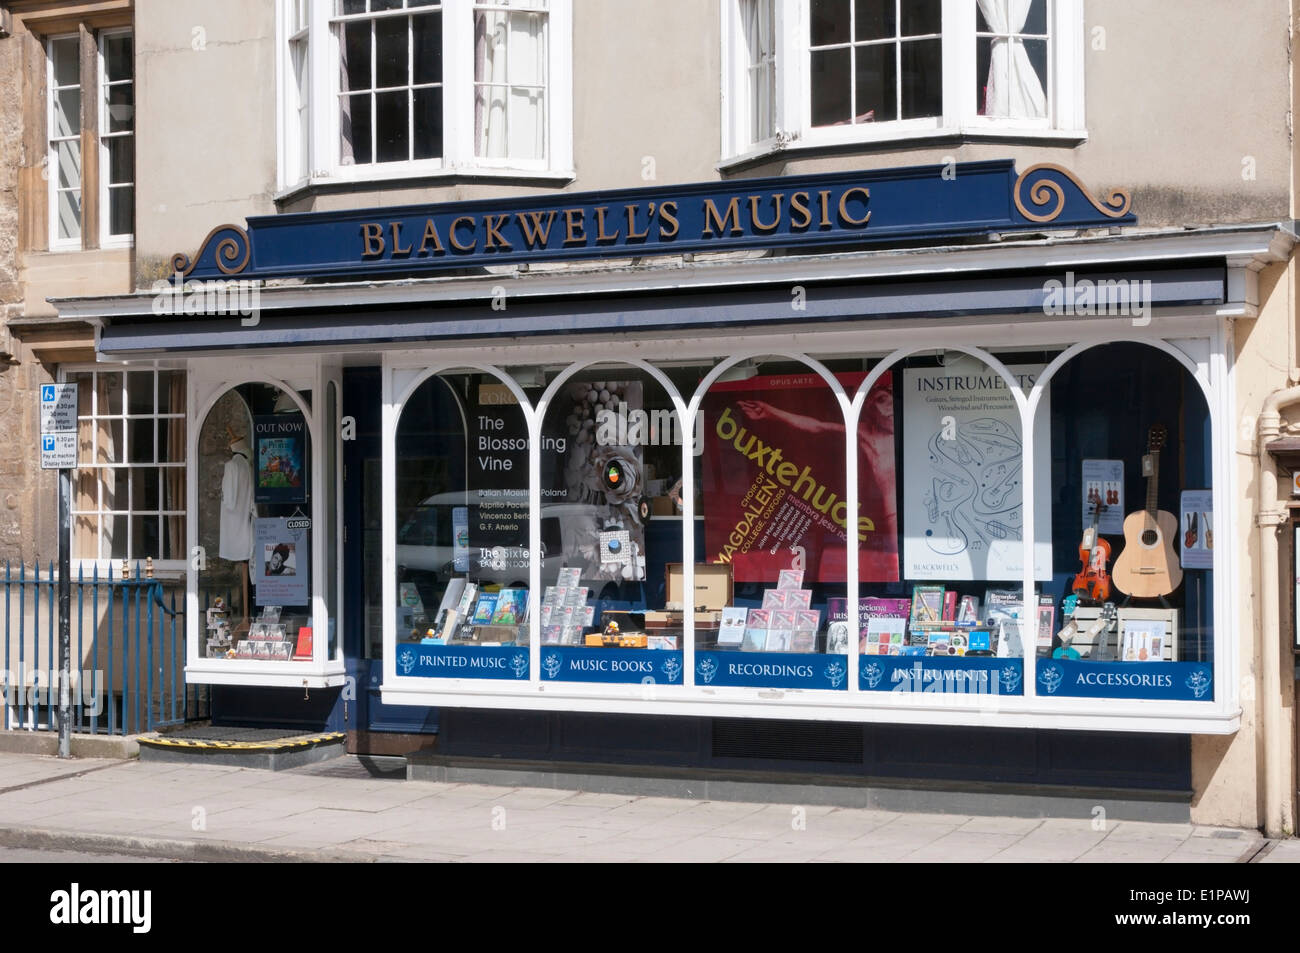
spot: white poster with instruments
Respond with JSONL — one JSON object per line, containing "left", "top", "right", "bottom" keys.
{"left": 1081, "top": 459, "right": 1124, "bottom": 536}
{"left": 1179, "top": 489, "right": 1213, "bottom": 570}
{"left": 902, "top": 362, "right": 1051, "bottom": 581}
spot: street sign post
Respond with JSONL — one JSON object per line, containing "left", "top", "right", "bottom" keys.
{"left": 39, "top": 382, "right": 76, "bottom": 759}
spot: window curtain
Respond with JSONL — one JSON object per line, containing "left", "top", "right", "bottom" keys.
{"left": 977, "top": 0, "right": 1046, "bottom": 119}
{"left": 474, "top": 9, "right": 508, "bottom": 157}
{"left": 164, "top": 375, "right": 186, "bottom": 560}
{"left": 339, "top": 27, "right": 356, "bottom": 164}
{"left": 475, "top": 7, "right": 545, "bottom": 160}
{"left": 742, "top": 0, "right": 774, "bottom": 143}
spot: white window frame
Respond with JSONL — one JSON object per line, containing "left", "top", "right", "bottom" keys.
{"left": 46, "top": 32, "right": 83, "bottom": 252}
{"left": 98, "top": 26, "right": 134, "bottom": 249}
{"left": 721, "top": 0, "right": 1086, "bottom": 165}
{"left": 62, "top": 364, "right": 188, "bottom": 574}
{"left": 276, "top": 0, "right": 574, "bottom": 196}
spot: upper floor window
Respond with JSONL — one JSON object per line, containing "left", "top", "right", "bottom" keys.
{"left": 278, "top": 0, "right": 571, "bottom": 193}
{"left": 46, "top": 28, "right": 135, "bottom": 250}
{"left": 722, "top": 0, "right": 1084, "bottom": 161}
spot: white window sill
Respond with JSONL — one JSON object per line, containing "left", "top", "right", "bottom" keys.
{"left": 720, "top": 125, "right": 1090, "bottom": 171}
{"left": 275, "top": 165, "right": 578, "bottom": 204}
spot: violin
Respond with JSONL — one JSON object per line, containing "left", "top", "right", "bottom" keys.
{"left": 1072, "top": 491, "right": 1111, "bottom": 602}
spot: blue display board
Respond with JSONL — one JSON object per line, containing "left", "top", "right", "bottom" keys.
{"left": 394, "top": 644, "right": 529, "bottom": 680}
{"left": 174, "top": 161, "right": 1135, "bottom": 281}
{"left": 539, "top": 647, "right": 684, "bottom": 684}
{"left": 694, "top": 651, "right": 849, "bottom": 690}
{"left": 858, "top": 656, "right": 1025, "bottom": 696}
{"left": 1036, "top": 659, "right": 1214, "bottom": 701}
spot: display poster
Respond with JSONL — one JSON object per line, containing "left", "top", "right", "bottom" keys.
{"left": 468, "top": 383, "right": 531, "bottom": 575}
{"left": 1081, "top": 459, "right": 1124, "bottom": 536}
{"left": 254, "top": 414, "right": 307, "bottom": 504}
{"left": 253, "top": 517, "right": 310, "bottom": 606}
{"left": 901, "top": 363, "right": 1051, "bottom": 580}
{"left": 1179, "top": 489, "right": 1213, "bottom": 570}
{"left": 540, "top": 380, "right": 648, "bottom": 583}
{"left": 701, "top": 372, "right": 898, "bottom": 583}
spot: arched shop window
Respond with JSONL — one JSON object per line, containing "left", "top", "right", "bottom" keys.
{"left": 691, "top": 355, "right": 855, "bottom": 691}
{"left": 851, "top": 350, "right": 1033, "bottom": 697}
{"left": 393, "top": 369, "right": 534, "bottom": 679}
{"left": 535, "top": 362, "right": 688, "bottom": 686}
{"left": 1034, "top": 341, "right": 1214, "bottom": 702}
{"left": 196, "top": 382, "right": 313, "bottom": 662}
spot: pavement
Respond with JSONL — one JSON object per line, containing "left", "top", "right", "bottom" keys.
{"left": 0, "top": 750, "right": 1293, "bottom": 863}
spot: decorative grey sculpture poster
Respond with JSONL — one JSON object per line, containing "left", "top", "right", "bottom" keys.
{"left": 902, "top": 362, "right": 1051, "bottom": 581}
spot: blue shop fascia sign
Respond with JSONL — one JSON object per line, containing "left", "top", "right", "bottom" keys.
{"left": 1037, "top": 660, "right": 1214, "bottom": 701}
{"left": 859, "top": 657, "right": 1024, "bottom": 695}
{"left": 540, "top": 647, "right": 683, "bottom": 684}
{"left": 173, "top": 160, "right": 1134, "bottom": 282}
{"left": 396, "top": 644, "right": 529, "bottom": 680}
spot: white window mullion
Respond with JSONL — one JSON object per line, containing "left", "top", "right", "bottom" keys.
{"left": 309, "top": 0, "right": 333, "bottom": 176}
{"left": 445, "top": 1, "right": 473, "bottom": 168}
{"left": 1054, "top": 0, "right": 1085, "bottom": 132}
{"left": 720, "top": 0, "right": 738, "bottom": 157}
{"left": 789, "top": 0, "right": 810, "bottom": 137}
{"left": 941, "top": 0, "right": 972, "bottom": 128}
{"left": 548, "top": 0, "right": 573, "bottom": 171}
{"left": 407, "top": 13, "right": 415, "bottom": 162}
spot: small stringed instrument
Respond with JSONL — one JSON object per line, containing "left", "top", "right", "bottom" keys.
{"left": 1071, "top": 491, "right": 1111, "bottom": 601}
{"left": 1112, "top": 424, "right": 1183, "bottom": 598}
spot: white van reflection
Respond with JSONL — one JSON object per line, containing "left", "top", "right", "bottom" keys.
{"left": 395, "top": 494, "right": 632, "bottom": 605}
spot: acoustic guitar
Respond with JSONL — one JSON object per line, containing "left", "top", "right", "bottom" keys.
{"left": 1111, "top": 424, "right": 1183, "bottom": 599}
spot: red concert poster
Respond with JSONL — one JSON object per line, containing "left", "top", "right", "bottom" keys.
{"left": 701, "top": 372, "right": 898, "bottom": 582}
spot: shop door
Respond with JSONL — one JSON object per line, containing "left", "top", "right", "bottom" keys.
{"left": 342, "top": 367, "right": 440, "bottom": 738}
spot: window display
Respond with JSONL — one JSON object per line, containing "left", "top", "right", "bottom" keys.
{"left": 385, "top": 340, "right": 1218, "bottom": 707}
{"left": 393, "top": 370, "right": 534, "bottom": 680}
{"left": 197, "top": 382, "right": 314, "bottom": 662}
{"left": 1034, "top": 342, "right": 1215, "bottom": 701}
{"left": 534, "top": 364, "right": 687, "bottom": 686}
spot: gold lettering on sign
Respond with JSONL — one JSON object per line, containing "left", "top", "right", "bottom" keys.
{"left": 749, "top": 193, "right": 784, "bottom": 233}
{"left": 361, "top": 223, "right": 386, "bottom": 257}
{"left": 838, "top": 187, "right": 871, "bottom": 226}
{"left": 516, "top": 210, "right": 556, "bottom": 248}
{"left": 702, "top": 197, "right": 743, "bottom": 236}
{"left": 818, "top": 190, "right": 833, "bottom": 227}
{"left": 594, "top": 206, "right": 620, "bottom": 242}
{"left": 625, "top": 204, "right": 650, "bottom": 241}
{"left": 417, "top": 219, "right": 445, "bottom": 254}
{"left": 450, "top": 216, "right": 477, "bottom": 251}
{"left": 789, "top": 192, "right": 812, "bottom": 229}
{"left": 657, "top": 201, "right": 679, "bottom": 239}
{"left": 483, "top": 213, "right": 512, "bottom": 250}
{"left": 390, "top": 222, "right": 412, "bottom": 256}
{"left": 563, "top": 208, "right": 586, "bottom": 244}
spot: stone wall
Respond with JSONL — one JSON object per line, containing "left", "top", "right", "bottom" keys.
{"left": 0, "top": 27, "right": 49, "bottom": 567}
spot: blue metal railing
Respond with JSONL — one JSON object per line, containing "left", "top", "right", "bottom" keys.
{"left": 1, "top": 563, "right": 206, "bottom": 735}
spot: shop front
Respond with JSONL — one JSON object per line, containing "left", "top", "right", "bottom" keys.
{"left": 62, "top": 160, "right": 1283, "bottom": 794}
